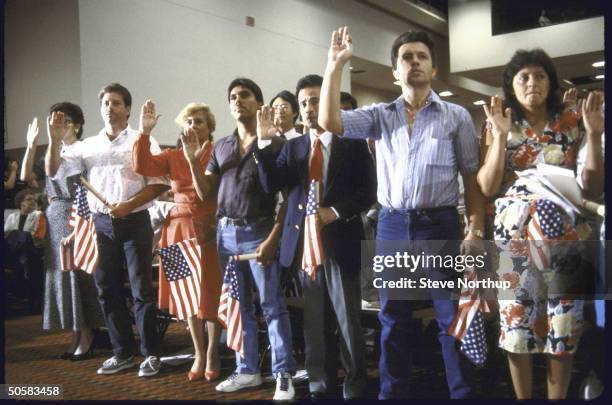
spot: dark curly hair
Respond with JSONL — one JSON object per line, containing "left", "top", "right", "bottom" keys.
{"left": 49, "top": 102, "right": 85, "bottom": 139}
{"left": 502, "top": 48, "right": 563, "bottom": 122}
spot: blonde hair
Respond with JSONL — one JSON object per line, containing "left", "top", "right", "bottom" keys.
{"left": 174, "top": 103, "right": 216, "bottom": 134}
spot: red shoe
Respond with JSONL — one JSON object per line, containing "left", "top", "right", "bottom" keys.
{"left": 187, "top": 370, "right": 204, "bottom": 382}
{"left": 204, "top": 370, "right": 220, "bottom": 382}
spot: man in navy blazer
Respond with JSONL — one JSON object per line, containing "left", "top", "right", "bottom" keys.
{"left": 253, "top": 75, "right": 376, "bottom": 399}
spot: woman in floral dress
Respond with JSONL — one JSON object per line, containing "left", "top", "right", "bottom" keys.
{"left": 477, "top": 49, "right": 604, "bottom": 399}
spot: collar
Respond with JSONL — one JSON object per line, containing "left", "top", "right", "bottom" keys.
{"left": 97, "top": 125, "right": 132, "bottom": 141}
{"left": 309, "top": 130, "right": 332, "bottom": 148}
{"left": 386, "top": 89, "right": 440, "bottom": 111}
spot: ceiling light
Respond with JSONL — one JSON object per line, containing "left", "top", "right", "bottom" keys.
{"left": 563, "top": 79, "right": 574, "bottom": 86}
{"left": 439, "top": 91, "right": 454, "bottom": 97}
{"left": 349, "top": 66, "right": 353, "bottom": 70}
{"left": 473, "top": 100, "right": 486, "bottom": 106}
{"left": 592, "top": 61, "right": 605, "bottom": 68}
{"left": 596, "top": 74, "right": 605, "bottom": 80}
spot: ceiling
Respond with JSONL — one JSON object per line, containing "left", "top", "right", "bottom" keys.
{"left": 459, "top": 50, "right": 605, "bottom": 92}
{"left": 350, "top": 1, "right": 604, "bottom": 111}
{"left": 350, "top": 56, "right": 494, "bottom": 111}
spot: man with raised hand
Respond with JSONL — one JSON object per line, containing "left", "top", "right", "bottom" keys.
{"left": 205, "top": 78, "right": 296, "bottom": 401}
{"left": 255, "top": 74, "right": 376, "bottom": 399}
{"left": 319, "top": 27, "right": 485, "bottom": 399}
{"left": 61, "top": 83, "right": 169, "bottom": 377}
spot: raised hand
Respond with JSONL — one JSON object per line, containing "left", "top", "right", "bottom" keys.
{"left": 563, "top": 87, "right": 577, "bottom": 110}
{"left": 139, "top": 99, "right": 161, "bottom": 135}
{"left": 328, "top": 26, "right": 353, "bottom": 66}
{"left": 256, "top": 105, "right": 277, "bottom": 140}
{"left": 180, "top": 128, "right": 207, "bottom": 163}
{"left": 483, "top": 95, "right": 512, "bottom": 139}
{"left": 47, "top": 111, "right": 67, "bottom": 144}
{"left": 579, "top": 91, "right": 604, "bottom": 137}
{"left": 26, "top": 117, "right": 40, "bottom": 147}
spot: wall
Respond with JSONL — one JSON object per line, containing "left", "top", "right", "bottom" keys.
{"left": 448, "top": 0, "right": 604, "bottom": 73}
{"left": 351, "top": 83, "right": 399, "bottom": 107}
{"left": 4, "top": 0, "right": 82, "bottom": 150}
{"left": 5, "top": 0, "right": 427, "bottom": 150}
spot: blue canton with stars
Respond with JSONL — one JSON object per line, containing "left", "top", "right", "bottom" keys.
{"left": 535, "top": 200, "right": 564, "bottom": 239}
{"left": 75, "top": 184, "right": 91, "bottom": 218}
{"left": 460, "top": 310, "right": 488, "bottom": 366}
{"left": 159, "top": 245, "right": 192, "bottom": 282}
{"left": 306, "top": 180, "right": 318, "bottom": 215}
{"left": 224, "top": 260, "right": 240, "bottom": 300}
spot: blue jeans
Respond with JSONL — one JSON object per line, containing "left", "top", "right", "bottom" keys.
{"left": 376, "top": 207, "right": 473, "bottom": 399}
{"left": 93, "top": 210, "right": 158, "bottom": 358}
{"left": 216, "top": 217, "right": 296, "bottom": 375}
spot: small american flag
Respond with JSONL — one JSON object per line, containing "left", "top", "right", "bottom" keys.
{"left": 68, "top": 184, "right": 98, "bottom": 274}
{"left": 449, "top": 267, "right": 489, "bottom": 366}
{"left": 301, "top": 179, "right": 325, "bottom": 280}
{"left": 218, "top": 259, "right": 243, "bottom": 357}
{"left": 59, "top": 242, "right": 75, "bottom": 272}
{"left": 158, "top": 239, "right": 202, "bottom": 320}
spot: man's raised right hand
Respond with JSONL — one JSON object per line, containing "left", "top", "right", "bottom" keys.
{"left": 328, "top": 26, "right": 353, "bottom": 67}
{"left": 139, "top": 99, "right": 161, "bottom": 135}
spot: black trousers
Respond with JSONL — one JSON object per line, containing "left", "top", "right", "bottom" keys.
{"left": 93, "top": 210, "right": 158, "bottom": 358}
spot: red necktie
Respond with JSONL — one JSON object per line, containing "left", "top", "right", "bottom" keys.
{"left": 308, "top": 138, "right": 323, "bottom": 184}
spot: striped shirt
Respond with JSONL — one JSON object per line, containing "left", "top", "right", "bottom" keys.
{"left": 341, "top": 91, "right": 478, "bottom": 210}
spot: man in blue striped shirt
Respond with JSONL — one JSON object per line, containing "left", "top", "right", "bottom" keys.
{"left": 319, "top": 27, "right": 485, "bottom": 399}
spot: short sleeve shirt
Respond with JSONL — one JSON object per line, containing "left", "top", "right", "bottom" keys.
{"left": 207, "top": 131, "right": 284, "bottom": 219}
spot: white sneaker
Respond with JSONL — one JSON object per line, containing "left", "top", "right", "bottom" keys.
{"left": 215, "top": 372, "right": 263, "bottom": 392}
{"left": 138, "top": 356, "right": 162, "bottom": 377}
{"left": 273, "top": 372, "right": 295, "bottom": 401}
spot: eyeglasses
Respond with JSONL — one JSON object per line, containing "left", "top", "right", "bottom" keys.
{"left": 273, "top": 104, "right": 291, "bottom": 111}
{"left": 63, "top": 118, "right": 73, "bottom": 124}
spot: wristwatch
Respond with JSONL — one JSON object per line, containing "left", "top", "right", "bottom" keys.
{"left": 467, "top": 229, "right": 484, "bottom": 238}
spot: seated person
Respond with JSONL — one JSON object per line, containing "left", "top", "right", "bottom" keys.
{"left": 4, "top": 188, "right": 47, "bottom": 312}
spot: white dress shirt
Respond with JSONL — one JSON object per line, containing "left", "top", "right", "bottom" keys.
{"left": 258, "top": 130, "right": 339, "bottom": 219}
{"left": 282, "top": 127, "right": 302, "bottom": 141}
{"left": 74, "top": 126, "right": 168, "bottom": 214}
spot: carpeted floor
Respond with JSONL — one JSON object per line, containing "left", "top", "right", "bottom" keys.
{"left": 3, "top": 301, "right": 602, "bottom": 401}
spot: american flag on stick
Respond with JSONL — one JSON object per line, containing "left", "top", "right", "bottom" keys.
{"left": 301, "top": 179, "right": 325, "bottom": 280}
{"left": 218, "top": 258, "right": 244, "bottom": 357}
{"left": 157, "top": 238, "right": 202, "bottom": 320}
{"left": 59, "top": 242, "right": 76, "bottom": 272}
{"left": 449, "top": 267, "right": 490, "bottom": 366}
{"left": 68, "top": 184, "right": 98, "bottom": 274}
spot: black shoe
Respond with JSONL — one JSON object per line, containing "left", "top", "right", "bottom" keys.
{"left": 309, "top": 391, "right": 327, "bottom": 400}
{"left": 60, "top": 352, "right": 74, "bottom": 360}
{"left": 70, "top": 336, "right": 96, "bottom": 361}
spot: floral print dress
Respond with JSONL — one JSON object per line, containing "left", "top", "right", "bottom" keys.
{"left": 492, "top": 109, "right": 588, "bottom": 355}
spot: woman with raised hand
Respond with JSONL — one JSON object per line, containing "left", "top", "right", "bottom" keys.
{"left": 477, "top": 49, "right": 604, "bottom": 399}
{"left": 20, "top": 103, "right": 105, "bottom": 359}
{"left": 132, "top": 100, "right": 221, "bottom": 382}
